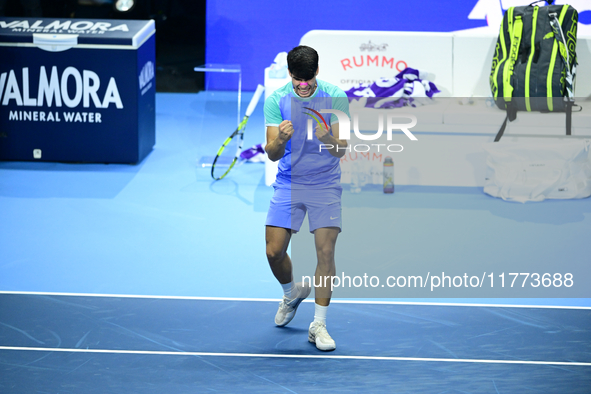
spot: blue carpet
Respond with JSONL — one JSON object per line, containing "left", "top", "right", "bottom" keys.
{"left": 0, "top": 92, "right": 589, "bottom": 307}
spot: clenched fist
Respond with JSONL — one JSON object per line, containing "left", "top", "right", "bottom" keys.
{"left": 278, "top": 120, "right": 294, "bottom": 143}
{"left": 315, "top": 122, "right": 332, "bottom": 143}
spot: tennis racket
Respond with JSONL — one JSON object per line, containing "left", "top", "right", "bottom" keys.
{"left": 211, "top": 84, "right": 265, "bottom": 180}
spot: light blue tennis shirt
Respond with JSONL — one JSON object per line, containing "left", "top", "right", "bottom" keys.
{"left": 264, "top": 79, "right": 350, "bottom": 189}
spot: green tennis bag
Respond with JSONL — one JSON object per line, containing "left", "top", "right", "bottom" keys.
{"left": 490, "top": 1, "right": 578, "bottom": 140}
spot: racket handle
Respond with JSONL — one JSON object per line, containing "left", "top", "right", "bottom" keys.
{"left": 245, "top": 84, "right": 265, "bottom": 117}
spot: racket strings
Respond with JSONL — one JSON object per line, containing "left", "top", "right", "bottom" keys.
{"left": 211, "top": 83, "right": 265, "bottom": 180}
{"left": 212, "top": 119, "right": 247, "bottom": 180}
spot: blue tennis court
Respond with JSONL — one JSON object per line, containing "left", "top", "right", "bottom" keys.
{"left": 1, "top": 92, "right": 590, "bottom": 393}
{"left": 1, "top": 294, "right": 590, "bottom": 393}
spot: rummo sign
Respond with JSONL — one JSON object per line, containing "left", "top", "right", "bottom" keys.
{"left": 300, "top": 30, "right": 453, "bottom": 93}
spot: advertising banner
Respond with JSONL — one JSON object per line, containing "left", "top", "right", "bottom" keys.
{"left": 0, "top": 18, "right": 155, "bottom": 163}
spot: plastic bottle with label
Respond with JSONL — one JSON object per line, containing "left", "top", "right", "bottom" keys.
{"left": 383, "top": 157, "right": 394, "bottom": 193}
{"left": 358, "top": 159, "right": 368, "bottom": 189}
{"left": 350, "top": 161, "right": 361, "bottom": 193}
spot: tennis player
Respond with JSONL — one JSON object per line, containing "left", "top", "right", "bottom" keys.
{"left": 264, "top": 45, "right": 350, "bottom": 351}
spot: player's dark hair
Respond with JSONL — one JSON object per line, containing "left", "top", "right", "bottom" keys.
{"left": 287, "top": 46, "right": 319, "bottom": 81}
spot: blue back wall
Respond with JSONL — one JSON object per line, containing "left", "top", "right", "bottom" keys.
{"left": 206, "top": 0, "right": 487, "bottom": 91}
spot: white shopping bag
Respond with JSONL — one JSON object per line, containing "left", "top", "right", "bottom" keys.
{"left": 483, "top": 139, "right": 591, "bottom": 202}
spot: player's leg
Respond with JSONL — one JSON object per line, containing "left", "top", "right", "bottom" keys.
{"left": 265, "top": 186, "right": 298, "bottom": 284}
{"left": 265, "top": 187, "right": 311, "bottom": 327}
{"left": 305, "top": 186, "right": 342, "bottom": 351}
{"left": 308, "top": 226, "right": 339, "bottom": 351}
{"left": 266, "top": 226, "right": 311, "bottom": 326}
{"left": 313, "top": 227, "right": 339, "bottom": 306}
{"left": 265, "top": 225, "right": 292, "bottom": 284}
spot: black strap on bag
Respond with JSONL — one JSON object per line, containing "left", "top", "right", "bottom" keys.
{"left": 495, "top": 102, "right": 574, "bottom": 142}
{"left": 494, "top": 115, "right": 510, "bottom": 142}
{"left": 566, "top": 101, "right": 572, "bottom": 136}
{"left": 494, "top": 102, "right": 517, "bottom": 142}
{"left": 549, "top": 11, "right": 576, "bottom": 137}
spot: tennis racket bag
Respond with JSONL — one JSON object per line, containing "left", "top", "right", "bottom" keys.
{"left": 490, "top": 1, "right": 578, "bottom": 141}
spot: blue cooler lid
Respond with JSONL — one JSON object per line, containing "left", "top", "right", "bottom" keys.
{"left": 0, "top": 18, "right": 155, "bottom": 49}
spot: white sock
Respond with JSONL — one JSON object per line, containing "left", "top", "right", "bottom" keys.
{"left": 281, "top": 281, "right": 295, "bottom": 299}
{"left": 314, "top": 304, "right": 328, "bottom": 324}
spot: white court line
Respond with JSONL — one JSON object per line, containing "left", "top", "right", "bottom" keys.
{"left": 0, "top": 291, "right": 590, "bottom": 310}
{"left": 0, "top": 346, "right": 589, "bottom": 367}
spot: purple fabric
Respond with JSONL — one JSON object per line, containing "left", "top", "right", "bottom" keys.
{"left": 344, "top": 68, "right": 440, "bottom": 108}
{"left": 240, "top": 143, "right": 264, "bottom": 160}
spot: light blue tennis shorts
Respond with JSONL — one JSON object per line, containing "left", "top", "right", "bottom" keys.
{"left": 266, "top": 186, "right": 342, "bottom": 233}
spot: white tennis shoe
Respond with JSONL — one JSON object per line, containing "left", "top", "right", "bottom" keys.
{"left": 308, "top": 321, "right": 336, "bottom": 351}
{"left": 274, "top": 282, "right": 311, "bottom": 327}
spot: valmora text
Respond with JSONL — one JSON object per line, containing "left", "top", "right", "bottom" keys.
{"left": 0, "top": 20, "right": 129, "bottom": 32}
{"left": 0, "top": 66, "right": 123, "bottom": 109}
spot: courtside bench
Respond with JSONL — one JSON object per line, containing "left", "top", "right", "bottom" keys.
{"left": 264, "top": 31, "right": 591, "bottom": 187}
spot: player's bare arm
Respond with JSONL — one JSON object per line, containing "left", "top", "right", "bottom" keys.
{"left": 265, "top": 120, "right": 294, "bottom": 162}
{"left": 316, "top": 122, "right": 347, "bottom": 158}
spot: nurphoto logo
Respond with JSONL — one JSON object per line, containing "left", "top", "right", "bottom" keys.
{"left": 304, "top": 107, "right": 417, "bottom": 153}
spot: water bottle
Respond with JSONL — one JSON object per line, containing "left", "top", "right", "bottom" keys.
{"left": 350, "top": 161, "right": 361, "bottom": 193}
{"left": 383, "top": 157, "right": 394, "bottom": 194}
{"left": 359, "top": 159, "right": 368, "bottom": 189}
